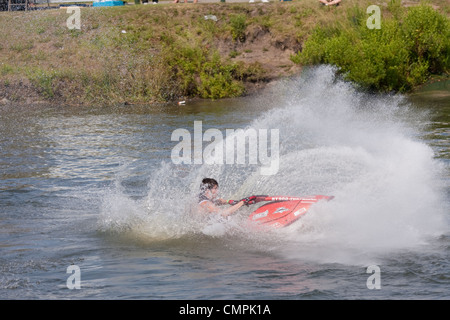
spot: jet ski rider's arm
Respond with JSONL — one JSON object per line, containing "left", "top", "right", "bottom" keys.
{"left": 220, "top": 200, "right": 244, "bottom": 217}
{"left": 200, "top": 200, "right": 245, "bottom": 217}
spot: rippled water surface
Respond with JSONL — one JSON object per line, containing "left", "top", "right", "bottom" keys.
{"left": 1, "top": 67, "right": 449, "bottom": 299}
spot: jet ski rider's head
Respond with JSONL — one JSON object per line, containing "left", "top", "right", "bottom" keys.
{"left": 200, "top": 178, "right": 219, "bottom": 200}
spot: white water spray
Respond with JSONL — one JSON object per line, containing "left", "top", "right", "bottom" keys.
{"left": 99, "top": 66, "right": 447, "bottom": 264}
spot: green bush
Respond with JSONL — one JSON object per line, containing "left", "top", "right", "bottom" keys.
{"left": 162, "top": 42, "right": 244, "bottom": 100}
{"left": 293, "top": 3, "right": 450, "bottom": 92}
{"left": 229, "top": 14, "right": 248, "bottom": 42}
{"left": 27, "top": 68, "right": 56, "bottom": 99}
{"left": 402, "top": 4, "right": 450, "bottom": 74}
{"left": 198, "top": 52, "right": 244, "bottom": 99}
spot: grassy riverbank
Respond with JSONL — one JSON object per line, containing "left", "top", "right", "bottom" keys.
{"left": 0, "top": 0, "right": 449, "bottom": 105}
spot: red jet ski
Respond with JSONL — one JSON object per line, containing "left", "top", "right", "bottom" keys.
{"left": 245, "top": 195, "right": 334, "bottom": 229}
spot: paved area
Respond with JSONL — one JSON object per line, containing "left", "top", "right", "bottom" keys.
{"left": 47, "top": 0, "right": 290, "bottom": 4}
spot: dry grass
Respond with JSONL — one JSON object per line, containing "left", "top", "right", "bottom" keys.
{"left": 0, "top": 0, "right": 448, "bottom": 105}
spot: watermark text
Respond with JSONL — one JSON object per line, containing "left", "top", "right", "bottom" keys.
{"left": 171, "top": 121, "right": 279, "bottom": 175}
{"left": 366, "top": 265, "right": 381, "bottom": 289}
{"left": 66, "top": 6, "right": 81, "bottom": 30}
{"left": 366, "top": 5, "right": 381, "bottom": 29}
{"left": 66, "top": 265, "right": 81, "bottom": 289}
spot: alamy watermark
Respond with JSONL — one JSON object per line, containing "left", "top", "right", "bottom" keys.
{"left": 366, "top": 265, "right": 381, "bottom": 290}
{"left": 64, "top": 264, "right": 381, "bottom": 291}
{"left": 171, "top": 121, "right": 279, "bottom": 175}
{"left": 66, "top": 6, "right": 81, "bottom": 30}
{"left": 66, "top": 265, "right": 81, "bottom": 289}
{"left": 366, "top": 5, "right": 381, "bottom": 29}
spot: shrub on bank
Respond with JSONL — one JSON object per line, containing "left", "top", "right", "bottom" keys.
{"left": 293, "top": 3, "right": 450, "bottom": 92}
{"left": 162, "top": 41, "right": 245, "bottom": 100}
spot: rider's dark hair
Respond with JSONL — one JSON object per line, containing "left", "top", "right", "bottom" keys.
{"left": 200, "top": 178, "right": 218, "bottom": 193}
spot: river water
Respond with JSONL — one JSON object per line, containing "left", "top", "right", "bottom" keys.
{"left": 1, "top": 66, "right": 449, "bottom": 300}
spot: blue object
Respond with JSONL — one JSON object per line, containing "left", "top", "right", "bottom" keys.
{"left": 93, "top": 1, "right": 125, "bottom": 7}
